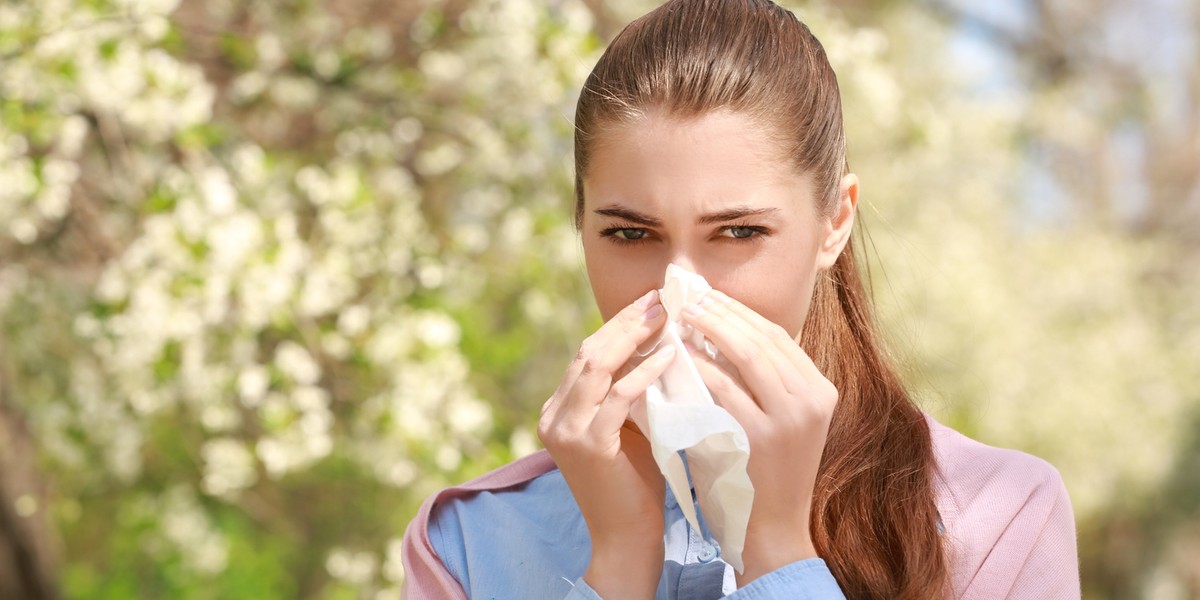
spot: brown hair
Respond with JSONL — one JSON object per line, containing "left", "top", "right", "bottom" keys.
{"left": 573, "top": 1, "right": 947, "bottom": 598}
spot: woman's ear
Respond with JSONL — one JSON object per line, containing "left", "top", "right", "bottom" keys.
{"left": 815, "top": 173, "right": 859, "bottom": 271}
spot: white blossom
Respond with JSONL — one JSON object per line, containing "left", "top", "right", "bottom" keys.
{"left": 201, "top": 438, "right": 257, "bottom": 497}
{"left": 274, "top": 341, "right": 321, "bottom": 386}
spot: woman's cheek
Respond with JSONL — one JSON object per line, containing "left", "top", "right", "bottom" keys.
{"left": 725, "top": 278, "right": 813, "bottom": 337}
{"left": 587, "top": 255, "right": 664, "bottom": 322}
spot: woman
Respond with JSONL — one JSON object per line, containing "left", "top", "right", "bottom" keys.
{"left": 403, "top": 1, "right": 1080, "bottom": 598}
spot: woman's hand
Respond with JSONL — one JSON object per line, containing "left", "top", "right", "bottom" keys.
{"left": 680, "top": 289, "right": 837, "bottom": 586}
{"left": 538, "top": 289, "right": 675, "bottom": 600}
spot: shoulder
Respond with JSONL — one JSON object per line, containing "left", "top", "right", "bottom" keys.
{"left": 430, "top": 454, "right": 579, "bottom": 535}
{"left": 925, "top": 414, "right": 1080, "bottom": 599}
{"left": 401, "top": 451, "right": 588, "bottom": 599}
{"left": 926, "top": 414, "right": 1068, "bottom": 512}
{"left": 405, "top": 449, "right": 562, "bottom": 551}
{"left": 442, "top": 449, "right": 560, "bottom": 496}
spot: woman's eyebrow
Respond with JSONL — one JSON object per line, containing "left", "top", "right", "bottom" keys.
{"left": 593, "top": 206, "right": 662, "bottom": 226}
{"left": 594, "top": 205, "right": 782, "bottom": 226}
{"left": 696, "top": 206, "right": 781, "bottom": 225}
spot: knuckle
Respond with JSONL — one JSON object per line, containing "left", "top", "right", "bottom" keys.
{"left": 618, "top": 303, "right": 644, "bottom": 325}
{"left": 607, "top": 380, "right": 636, "bottom": 402}
{"left": 768, "top": 325, "right": 795, "bottom": 347}
{"left": 540, "top": 421, "right": 582, "bottom": 452}
{"left": 575, "top": 338, "right": 598, "bottom": 363}
{"left": 537, "top": 422, "right": 561, "bottom": 450}
{"left": 708, "top": 375, "right": 739, "bottom": 399}
{"left": 575, "top": 341, "right": 620, "bottom": 377}
{"left": 778, "top": 392, "right": 835, "bottom": 431}
{"left": 814, "top": 377, "right": 839, "bottom": 405}
{"left": 556, "top": 430, "right": 590, "bottom": 453}
{"left": 579, "top": 355, "right": 607, "bottom": 376}
{"left": 731, "top": 343, "right": 764, "bottom": 366}
{"left": 536, "top": 408, "right": 560, "bottom": 439}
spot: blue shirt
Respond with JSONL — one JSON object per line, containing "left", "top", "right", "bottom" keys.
{"left": 428, "top": 467, "right": 846, "bottom": 599}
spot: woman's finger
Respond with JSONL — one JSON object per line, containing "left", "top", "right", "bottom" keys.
{"left": 685, "top": 343, "right": 763, "bottom": 428}
{"left": 693, "top": 293, "right": 838, "bottom": 415}
{"left": 691, "top": 290, "right": 820, "bottom": 398}
{"left": 562, "top": 289, "right": 659, "bottom": 385}
{"left": 706, "top": 289, "right": 823, "bottom": 382}
{"left": 708, "top": 292, "right": 838, "bottom": 416}
{"left": 705, "top": 291, "right": 830, "bottom": 388}
{"left": 591, "top": 344, "right": 676, "bottom": 435}
{"left": 682, "top": 298, "right": 792, "bottom": 412}
{"left": 557, "top": 290, "right": 668, "bottom": 426}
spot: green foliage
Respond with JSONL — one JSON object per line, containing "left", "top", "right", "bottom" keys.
{"left": 0, "top": 0, "right": 1195, "bottom": 598}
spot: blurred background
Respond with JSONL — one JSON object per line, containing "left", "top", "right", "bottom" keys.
{"left": 0, "top": 0, "right": 1196, "bottom": 598}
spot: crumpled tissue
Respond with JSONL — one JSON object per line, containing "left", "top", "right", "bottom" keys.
{"left": 628, "top": 264, "right": 755, "bottom": 573}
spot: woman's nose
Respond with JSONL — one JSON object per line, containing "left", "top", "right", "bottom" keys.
{"left": 667, "top": 254, "right": 696, "bottom": 274}
{"left": 665, "top": 253, "right": 701, "bottom": 277}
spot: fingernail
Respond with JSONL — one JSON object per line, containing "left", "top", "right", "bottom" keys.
{"left": 635, "top": 289, "right": 658, "bottom": 309}
{"left": 684, "top": 304, "right": 704, "bottom": 317}
{"left": 643, "top": 303, "right": 664, "bottom": 320}
{"left": 656, "top": 345, "right": 676, "bottom": 359}
{"left": 700, "top": 295, "right": 715, "bottom": 306}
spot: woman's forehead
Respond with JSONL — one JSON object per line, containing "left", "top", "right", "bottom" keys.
{"left": 596, "top": 108, "right": 781, "bottom": 156}
{"left": 582, "top": 111, "right": 814, "bottom": 219}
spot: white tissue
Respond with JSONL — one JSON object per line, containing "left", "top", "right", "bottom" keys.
{"left": 628, "top": 264, "right": 755, "bottom": 573}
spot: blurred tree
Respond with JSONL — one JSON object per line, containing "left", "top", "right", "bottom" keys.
{"left": 2, "top": 0, "right": 602, "bottom": 596}
{"left": 912, "top": 1, "right": 1200, "bottom": 597}
{"left": 0, "top": 0, "right": 1195, "bottom": 598}
{"left": 0, "top": 372, "right": 59, "bottom": 600}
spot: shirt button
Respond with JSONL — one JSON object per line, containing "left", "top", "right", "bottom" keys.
{"left": 697, "top": 544, "right": 717, "bottom": 563}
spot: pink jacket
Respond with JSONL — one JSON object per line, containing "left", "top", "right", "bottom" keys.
{"left": 402, "top": 415, "right": 1080, "bottom": 598}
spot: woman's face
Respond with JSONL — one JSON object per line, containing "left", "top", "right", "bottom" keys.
{"left": 581, "top": 109, "right": 857, "bottom": 339}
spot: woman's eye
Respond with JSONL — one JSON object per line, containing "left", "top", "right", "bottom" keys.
{"left": 599, "top": 226, "right": 653, "bottom": 245}
{"left": 721, "top": 226, "right": 762, "bottom": 239}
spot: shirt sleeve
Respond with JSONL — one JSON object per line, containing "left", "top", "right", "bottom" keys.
{"left": 425, "top": 500, "right": 470, "bottom": 595}
{"left": 564, "top": 578, "right": 605, "bottom": 600}
{"left": 979, "top": 466, "right": 1081, "bottom": 599}
{"left": 401, "top": 496, "right": 470, "bottom": 600}
{"left": 724, "top": 558, "right": 846, "bottom": 599}
{"left": 564, "top": 559, "right": 843, "bottom": 600}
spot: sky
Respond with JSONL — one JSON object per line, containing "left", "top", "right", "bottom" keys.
{"left": 944, "top": 0, "right": 1197, "bottom": 228}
